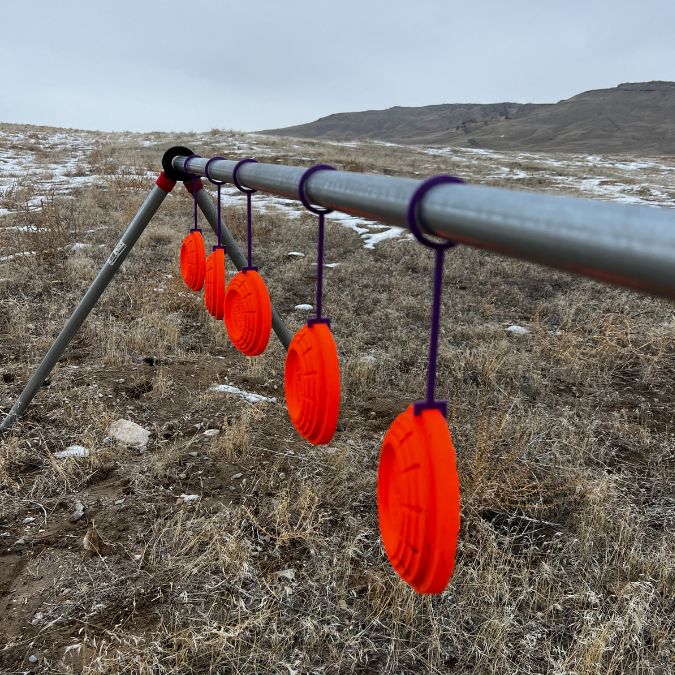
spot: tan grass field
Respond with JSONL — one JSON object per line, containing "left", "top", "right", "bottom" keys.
{"left": 0, "top": 124, "right": 674, "bottom": 673}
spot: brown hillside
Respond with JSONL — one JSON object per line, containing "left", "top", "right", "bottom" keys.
{"left": 261, "top": 102, "right": 544, "bottom": 144}
{"left": 262, "top": 81, "right": 675, "bottom": 155}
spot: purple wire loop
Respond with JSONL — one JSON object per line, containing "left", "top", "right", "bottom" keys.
{"left": 204, "top": 156, "right": 227, "bottom": 248}
{"left": 182, "top": 154, "right": 201, "bottom": 176}
{"left": 232, "top": 158, "right": 258, "bottom": 195}
{"left": 408, "top": 174, "right": 464, "bottom": 418}
{"left": 182, "top": 156, "right": 202, "bottom": 233}
{"left": 190, "top": 177, "right": 201, "bottom": 233}
{"left": 233, "top": 158, "right": 259, "bottom": 270}
{"left": 298, "top": 163, "right": 336, "bottom": 215}
{"left": 407, "top": 175, "right": 464, "bottom": 251}
{"left": 298, "top": 164, "right": 336, "bottom": 326}
{"left": 203, "top": 156, "right": 227, "bottom": 185}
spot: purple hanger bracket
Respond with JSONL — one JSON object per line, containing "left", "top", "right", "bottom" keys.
{"left": 183, "top": 155, "right": 202, "bottom": 233}
{"left": 298, "top": 164, "right": 336, "bottom": 327}
{"left": 407, "top": 174, "right": 464, "bottom": 417}
{"left": 204, "top": 156, "right": 227, "bottom": 250}
{"left": 232, "top": 158, "right": 259, "bottom": 271}
{"left": 182, "top": 154, "right": 200, "bottom": 176}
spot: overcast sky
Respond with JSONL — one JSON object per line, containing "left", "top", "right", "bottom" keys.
{"left": 2, "top": 1, "right": 673, "bottom": 133}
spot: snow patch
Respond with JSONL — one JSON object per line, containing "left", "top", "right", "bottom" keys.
{"left": 362, "top": 226, "right": 405, "bottom": 249}
{"left": 0, "top": 251, "right": 36, "bottom": 263}
{"left": 209, "top": 383, "right": 276, "bottom": 404}
{"left": 1, "top": 224, "right": 46, "bottom": 233}
{"left": 54, "top": 445, "right": 90, "bottom": 459}
{"left": 506, "top": 325, "right": 530, "bottom": 335}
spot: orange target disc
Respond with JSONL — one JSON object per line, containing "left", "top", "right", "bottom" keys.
{"left": 284, "top": 321, "right": 340, "bottom": 445}
{"left": 180, "top": 230, "right": 206, "bottom": 291}
{"left": 204, "top": 247, "right": 226, "bottom": 319}
{"left": 224, "top": 269, "right": 272, "bottom": 356}
{"left": 377, "top": 404, "right": 460, "bottom": 594}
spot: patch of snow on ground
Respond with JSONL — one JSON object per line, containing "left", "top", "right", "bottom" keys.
{"left": 54, "top": 446, "right": 90, "bottom": 459}
{"left": 1, "top": 224, "right": 46, "bottom": 233}
{"left": 0, "top": 128, "right": 100, "bottom": 213}
{"left": 506, "top": 325, "right": 530, "bottom": 335}
{"left": 0, "top": 251, "right": 36, "bottom": 263}
{"left": 362, "top": 226, "right": 406, "bottom": 249}
{"left": 209, "top": 383, "right": 277, "bottom": 404}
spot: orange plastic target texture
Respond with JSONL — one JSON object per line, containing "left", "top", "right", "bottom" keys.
{"left": 180, "top": 231, "right": 206, "bottom": 291}
{"left": 224, "top": 270, "right": 272, "bottom": 356}
{"left": 204, "top": 248, "right": 226, "bottom": 319}
{"left": 284, "top": 322, "right": 340, "bottom": 445}
{"left": 378, "top": 404, "right": 460, "bottom": 594}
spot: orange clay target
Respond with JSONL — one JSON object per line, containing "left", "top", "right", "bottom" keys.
{"left": 204, "top": 247, "right": 226, "bottom": 319}
{"left": 378, "top": 404, "right": 460, "bottom": 594}
{"left": 224, "top": 269, "right": 272, "bottom": 356}
{"left": 284, "top": 321, "right": 340, "bottom": 446}
{"left": 180, "top": 230, "right": 206, "bottom": 291}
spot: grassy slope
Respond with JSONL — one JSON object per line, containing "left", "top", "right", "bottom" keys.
{"left": 0, "top": 126, "right": 674, "bottom": 673}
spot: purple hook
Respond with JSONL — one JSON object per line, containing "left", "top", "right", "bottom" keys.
{"left": 298, "top": 163, "right": 335, "bottom": 215}
{"left": 407, "top": 174, "right": 464, "bottom": 417}
{"left": 232, "top": 158, "right": 258, "bottom": 270}
{"left": 183, "top": 155, "right": 202, "bottom": 233}
{"left": 406, "top": 175, "right": 463, "bottom": 251}
{"left": 232, "top": 158, "right": 258, "bottom": 195}
{"left": 204, "top": 156, "right": 227, "bottom": 250}
{"left": 182, "top": 154, "right": 200, "bottom": 176}
{"left": 297, "top": 164, "right": 336, "bottom": 325}
{"left": 203, "top": 156, "right": 227, "bottom": 185}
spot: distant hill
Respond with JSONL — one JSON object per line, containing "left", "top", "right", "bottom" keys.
{"left": 261, "top": 81, "right": 675, "bottom": 155}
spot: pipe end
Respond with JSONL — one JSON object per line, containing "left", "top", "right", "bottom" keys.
{"left": 162, "top": 146, "right": 196, "bottom": 182}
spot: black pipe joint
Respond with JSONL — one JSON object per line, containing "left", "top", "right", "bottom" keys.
{"left": 161, "top": 145, "right": 196, "bottom": 182}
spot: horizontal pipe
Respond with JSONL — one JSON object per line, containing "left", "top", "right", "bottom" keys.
{"left": 174, "top": 155, "right": 675, "bottom": 299}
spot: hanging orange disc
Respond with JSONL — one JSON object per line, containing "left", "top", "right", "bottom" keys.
{"left": 224, "top": 269, "right": 272, "bottom": 356}
{"left": 377, "top": 404, "right": 460, "bottom": 594}
{"left": 180, "top": 230, "right": 206, "bottom": 291}
{"left": 204, "top": 247, "right": 226, "bottom": 319}
{"left": 284, "top": 321, "right": 340, "bottom": 445}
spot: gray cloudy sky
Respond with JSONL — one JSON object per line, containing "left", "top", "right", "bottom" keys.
{"left": 2, "top": 1, "right": 673, "bottom": 133}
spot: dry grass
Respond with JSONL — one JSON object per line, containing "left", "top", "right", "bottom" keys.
{"left": 0, "top": 124, "right": 673, "bottom": 673}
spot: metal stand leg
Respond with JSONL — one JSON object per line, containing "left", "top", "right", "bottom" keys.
{"left": 194, "top": 185, "right": 292, "bottom": 350}
{"left": 1, "top": 180, "right": 173, "bottom": 432}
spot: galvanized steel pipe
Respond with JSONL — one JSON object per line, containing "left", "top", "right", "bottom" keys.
{"left": 174, "top": 155, "right": 675, "bottom": 299}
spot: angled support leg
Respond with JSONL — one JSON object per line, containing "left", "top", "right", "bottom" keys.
{"left": 1, "top": 174, "right": 176, "bottom": 432}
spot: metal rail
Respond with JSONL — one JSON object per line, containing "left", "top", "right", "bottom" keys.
{"left": 175, "top": 155, "right": 675, "bottom": 299}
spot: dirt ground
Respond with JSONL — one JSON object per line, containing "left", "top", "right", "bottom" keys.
{"left": 0, "top": 125, "right": 674, "bottom": 673}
